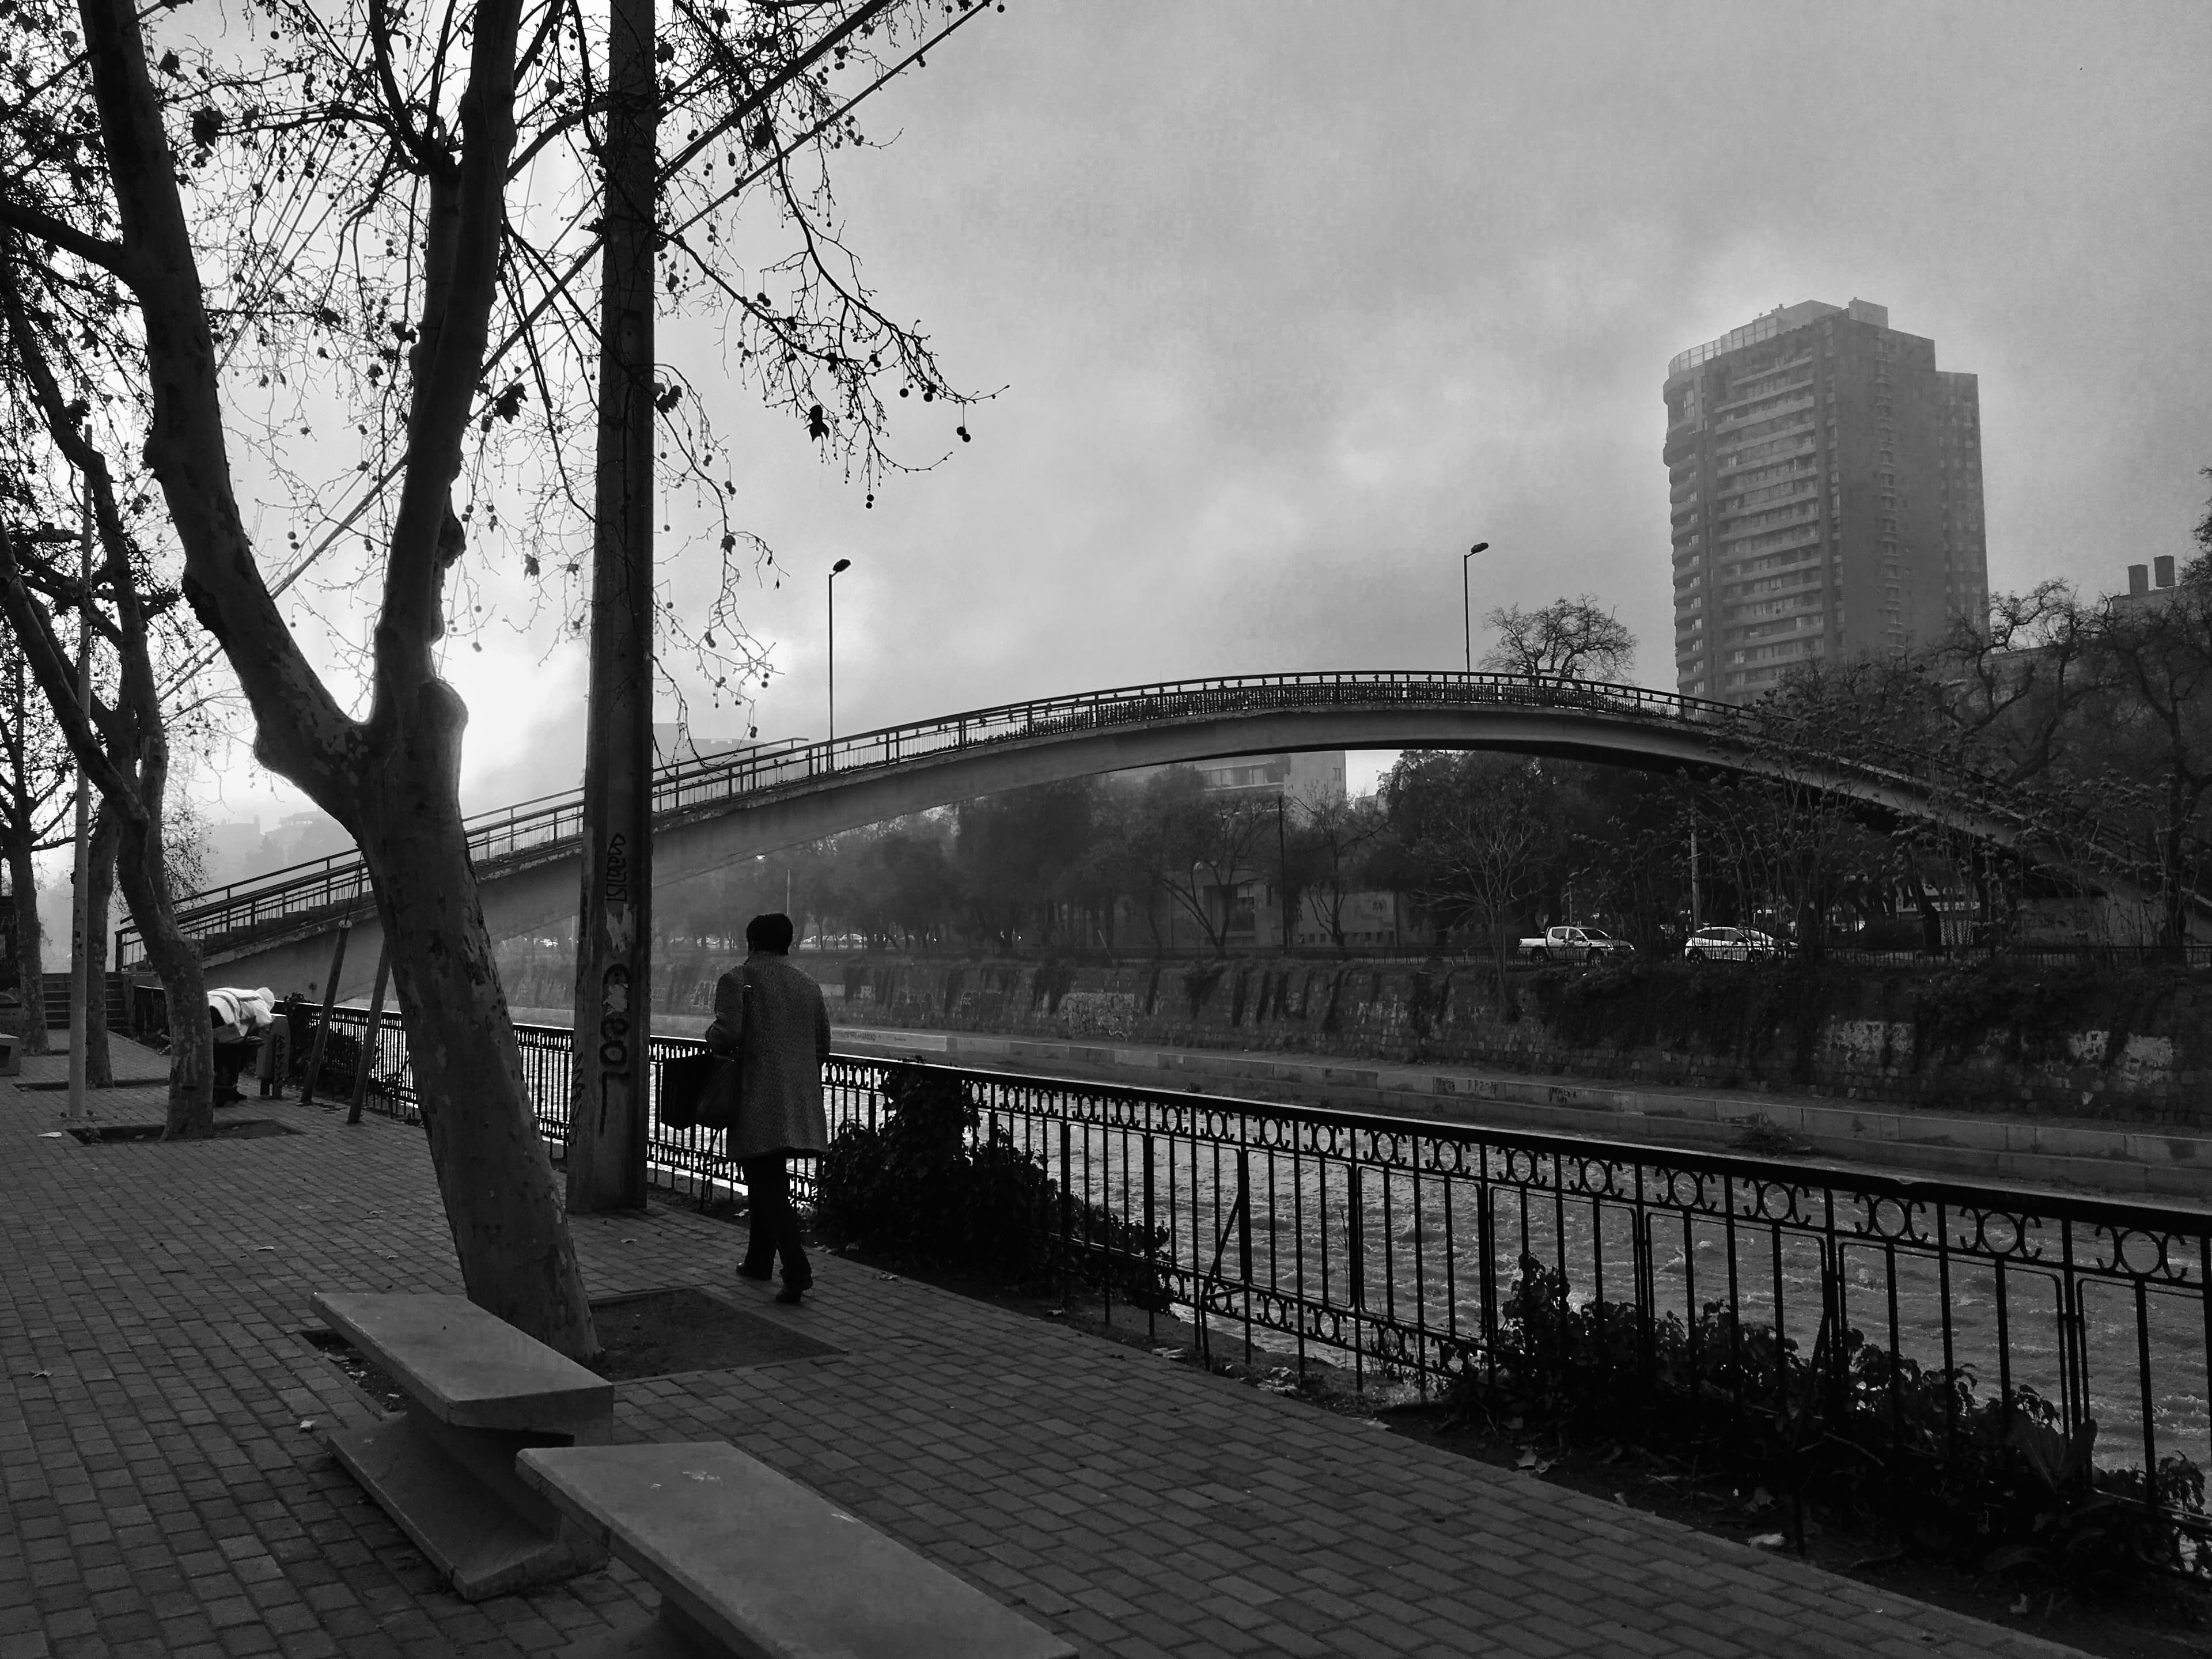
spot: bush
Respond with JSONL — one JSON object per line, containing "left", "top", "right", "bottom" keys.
{"left": 1449, "top": 1253, "right": 2209, "bottom": 1592}
{"left": 816, "top": 1063, "right": 1169, "bottom": 1307}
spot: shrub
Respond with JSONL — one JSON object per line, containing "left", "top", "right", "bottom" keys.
{"left": 816, "top": 1063, "right": 1169, "bottom": 1307}
{"left": 1449, "top": 1253, "right": 2209, "bottom": 1592}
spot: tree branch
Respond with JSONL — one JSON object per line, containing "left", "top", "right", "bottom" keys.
{"left": 0, "top": 525, "right": 142, "bottom": 819}
{"left": 74, "top": 0, "right": 362, "bottom": 813}
{"left": 0, "top": 196, "right": 127, "bottom": 275}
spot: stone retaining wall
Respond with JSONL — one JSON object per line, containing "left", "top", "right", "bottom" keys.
{"left": 493, "top": 947, "right": 2212, "bottom": 1125}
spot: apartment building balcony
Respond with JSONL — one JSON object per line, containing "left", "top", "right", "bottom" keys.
{"left": 1716, "top": 437, "right": 1816, "bottom": 473}
{"left": 1717, "top": 516, "right": 1819, "bottom": 550}
{"left": 1713, "top": 395, "right": 1815, "bottom": 433}
{"left": 1714, "top": 482, "right": 1819, "bottom": 520}
{"left": 1713, "top": 374, "right": 1815, "bottom": 416}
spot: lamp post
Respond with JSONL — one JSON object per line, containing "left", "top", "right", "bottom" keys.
{"left": 827, "top": 558, "right": 852, "bottom": 749}
{"left": 1461, "top": 541, "right": 1490, "bottom": 672}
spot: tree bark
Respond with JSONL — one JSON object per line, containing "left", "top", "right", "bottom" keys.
{"left": 356, "top": 726, "right": 596, "bottom": 1357}
{"left": 113, "top": 805, "right": 209, "bottom": 1133}
{"left": 61, "top": 0, "right": 596, "bottom": 1353}
{"left": 82, "top": 804, "right": 115, "bottom": 1087}
{"left": 7, "top": 836, "right": 47, "bottom": 1054}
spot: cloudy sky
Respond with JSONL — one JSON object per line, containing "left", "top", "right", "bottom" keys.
{"left": 190, "top": 0, "right": 2212, "bottom": 830}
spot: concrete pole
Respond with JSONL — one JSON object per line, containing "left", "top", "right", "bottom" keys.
{"left": 66, "top": 479, "right": 92, "bottom": 1124}
{"left": 1460, "top": 542, "right": 1488, "bottom": 674}
{"left": 1690, "top": 823, "right": 1702, "bottom": 931}
{"left": 298, "top": 921, "right": 350, "bottom": 1108}
{"left": 827, "top": 558, "right": 850, "bottom": 752}
{"left": 566, "top": 0, "right": 657, "bottom": 1212}
{"left": 346, "top": 944, "right": 391, "bottom": 1126}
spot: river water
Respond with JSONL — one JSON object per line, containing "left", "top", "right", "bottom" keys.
{"left": 473, "top": 1016, "right": 2210, "bottom": 1478}
{"left": 968, "top": 1093, "right": 2212, "bottom": 1478}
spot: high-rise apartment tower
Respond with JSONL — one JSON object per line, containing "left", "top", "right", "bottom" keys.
{"left": 1664, "top": 299, "right": 1986, "bottom": 701}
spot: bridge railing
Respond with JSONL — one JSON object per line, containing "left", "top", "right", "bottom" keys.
{"left": 319, "top": 1006, "right": 2212, "bottom": 1547}
{"left": 122, "top": 667, "right": 2143, "bottom": 968}
{"left": 123, "top": 673, "right": 1727, "bottom": 963}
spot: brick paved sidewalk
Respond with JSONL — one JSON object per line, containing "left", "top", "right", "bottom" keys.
{"left": 0, "top": 1036, "right": 2088, "bottom": 1659}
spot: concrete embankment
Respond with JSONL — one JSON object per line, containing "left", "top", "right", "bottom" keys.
{"left": 826, "top": 1024, "right": 2212, "bottom": 1203}
{"left": 501, "top": 947, "right": 2211, "bottom": 1123}
{"left": 503, "top": 997, "right": 2212, "bottom": 1203}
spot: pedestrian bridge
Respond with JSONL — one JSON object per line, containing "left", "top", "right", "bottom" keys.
{"left": 125, "top": 669, "right": 2130, "bottom": 996}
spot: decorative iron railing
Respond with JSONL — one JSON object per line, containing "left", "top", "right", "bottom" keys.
{"left": 123, "top": 667, "right": 2139, "bottom": 968}
{"left": 319, "top": 1007, "right": 2212, "bottom": 1521}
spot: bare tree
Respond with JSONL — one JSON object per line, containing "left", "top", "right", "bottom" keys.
{"left": 0, "top": 401, "right": 209, "bottom": 1123}
{"left": 1937, "top": 581, "right": 2099, "bottom": 787}
{"left": 2082, "top": 558, "right": 2212, "bottom": 947}
{"left": 1482, "top": 596, "right": 1637, "bottom": 682}
{"left": 1150, "top": 772, "right": 1275, "bottom": 955}
{"left": 0, "top": 0, "right": 977, "bottom": 1351}
{"left": 1282, "top": 791, "right": 1384, "bottom": 956}
{"left": 1383, "top": 752, "right": 1554, "bottom": 1004}
{"left": 0, "top": 634, "right": 74, "bottom": 1052}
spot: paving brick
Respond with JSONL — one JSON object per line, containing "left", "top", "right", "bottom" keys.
{"left": 0, "top": 1039, "right": 2093, "bottom": 1659}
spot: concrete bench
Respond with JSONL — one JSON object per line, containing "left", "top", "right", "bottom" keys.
{"left": 517, "top": 1441, "right": 1075, "bottom": 1659}
{"left": 312, "top": 1291, "right": 613, "bottom": 1600}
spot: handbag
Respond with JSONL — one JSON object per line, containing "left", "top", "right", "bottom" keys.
{"left": 660, "top": 974, "right": 747, "bottom": 1131}
{"left": 658, "top": 1052, "right": 731, "bottom": 1130}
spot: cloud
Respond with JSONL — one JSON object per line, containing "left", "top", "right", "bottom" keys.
{"left": 179, "top": 0, "right": 2212, "bottom": 833}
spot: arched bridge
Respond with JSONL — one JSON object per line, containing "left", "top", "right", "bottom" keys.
{"left": 122, "top": 669, "right": 2145, "bottom": 997}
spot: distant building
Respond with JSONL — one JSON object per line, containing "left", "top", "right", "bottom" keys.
{"left": 2109, "top": 555, "right": 2185, "bottom": 617}
{"left": 1188, "top": 751, "right": 1346, "bottom": 812}
{"left": 261, "top": 810, "right": 352, "bottom": 870}
{"left": 201, "top": 820, "right": 264, "bottom": 886}
{"left": 652, "top": 722, "right": 759, "bottom": 766}
{"left": 1664, "top": 298, "right": 1988, "bottom": 702}
{"left": 1290, "top": 889, "right": 1431, "bottom": 952}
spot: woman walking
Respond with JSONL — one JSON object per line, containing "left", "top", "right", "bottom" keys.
{"left": 704, "top": 912, "right": 831, "bottom": 1304}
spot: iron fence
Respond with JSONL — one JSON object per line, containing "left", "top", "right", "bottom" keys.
{"left": 126, "top": 667, "right": 2143, "bottom": 968}
{"left": 316, "top": 1006, "right": 2212, "bottom": 1523}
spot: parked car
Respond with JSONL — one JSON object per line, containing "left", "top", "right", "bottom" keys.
{"left": 1517, "top": 926, "right": 1637, "bottom": 965}
{"left": 1681, "top": 926, "right": 1785, "bottom": 963}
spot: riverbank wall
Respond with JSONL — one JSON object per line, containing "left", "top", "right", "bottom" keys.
{"left": 496, "top": 946, "right": 2212, "bottom": 1126}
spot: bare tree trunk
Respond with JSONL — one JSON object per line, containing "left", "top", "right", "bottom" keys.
{"left": 110, "top": 806, "right": 211, "bottom": 1135}
{"left": 357, "top": 754, "right": 597, "bottom": 1358}
{"left": 7, "top": 836, "right": 47, "bottom": 1055}
{"left": 82, "top": 805, "right": 115, "bottom": 1086}
{"left": 1487, "top": 912, "right": 1516, "bottom": 1023}
{"left": 1906, "top": 869, "right": 1943, "bottom": 955}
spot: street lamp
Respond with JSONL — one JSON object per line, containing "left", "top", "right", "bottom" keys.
{"left": 827, "top": 558, "right": 852, "bottom": 748}
{"left": 1461, "top": 542, "right": 1490, "bottom": 673}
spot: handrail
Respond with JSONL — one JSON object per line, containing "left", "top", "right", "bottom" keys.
{"left": 120, "top": 668, "right": 2169, "bottom": 967}
{"left": 315, "top": 1009, "right": 2212, "bottom": 1516}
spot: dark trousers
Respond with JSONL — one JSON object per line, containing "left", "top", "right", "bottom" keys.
{"left": 741, "top": 1154, "right": 810, "bottom": 1287}
{"left": 213, "top": 1040, "right": 251, "bottom": 1101}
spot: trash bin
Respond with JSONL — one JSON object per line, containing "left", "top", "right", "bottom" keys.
{"left": 0, "top": 1032, "right": 19, "bottom": 1077}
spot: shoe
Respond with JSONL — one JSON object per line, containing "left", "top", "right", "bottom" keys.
{"left": 737, "top": 1262, "right": 773, "bottom": 1282}
{"left": 774, "top": 1285, "right": 806, "bottom": 1306}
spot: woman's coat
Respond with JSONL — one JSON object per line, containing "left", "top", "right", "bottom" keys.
{"left": 702, "top": 952, "right": 832, "bottom": 1160}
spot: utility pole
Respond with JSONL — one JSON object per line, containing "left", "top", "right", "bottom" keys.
{"left": 827, "top": 558, "right": 851, "bottom": 750}
{"left": 65, "top": 478, "right": 91, "bottom": 1126}
{"left": 1689, "top": 823, "right": 1702, "bottom": 931}
{"left": 567, "top": 0, "right": 658, "bottom": 1213}
{"left": 1275, "top": 791, "right": 1289, "bottom": 950}
{"left": 1460, "top": 541, "right": 1488, "bottom": 673}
